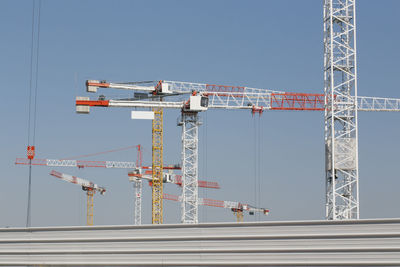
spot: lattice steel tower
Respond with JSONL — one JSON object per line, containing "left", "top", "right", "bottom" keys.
{"left": 179, "top": 111, "right": 200, "bottom": 224}
{"left": 152, "top": 108, "right": 164, "bottom": 224}
{"left": 133, "top": 179, "right": 142, "bottom": 225}
{"left": 324, "top": 0, "right": 359, "bottom": 220}
{"left": 133, "top": 144, "right": 143, "bottom": 225}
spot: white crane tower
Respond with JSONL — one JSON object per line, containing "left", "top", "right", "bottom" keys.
{"left": 324, "top": 0, "right": 358, "bottom": 220}
{"left": 76, "top": 0, "right": 400, "bottom": 223}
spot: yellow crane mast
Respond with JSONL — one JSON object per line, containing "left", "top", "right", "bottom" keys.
{"left": 85, "top": 188, "right": 95, "bottom": 226}
{"left": 152, "top": 108, "right": 163, "bottom": 224}
{"left": 78, "top": 79, "right": 174, "bottom": 224}
{"left": 233, "top": 209, "right": 244, "bottom": 223}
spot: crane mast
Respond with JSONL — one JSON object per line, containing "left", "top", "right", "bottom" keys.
{"left": 324, "top": 0, "right": 359, "bottom": 220}
{"left": 133, "top": 178, "right": 142, "bottom": 226}
{"left": 179, "top": 111, "right": 200, "bottom": 224}
{"left": 134, "top": 145, "right": 143, "bottom": 226}
{"left": 152, "top": 107, "right": 163, "bottom": 224}
{"left": 85, "top": 188, "right": 95, "bottom": 226}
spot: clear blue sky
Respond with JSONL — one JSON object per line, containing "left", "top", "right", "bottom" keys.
{"left": 1, "top": 0, "right": 399, "bottom": 227}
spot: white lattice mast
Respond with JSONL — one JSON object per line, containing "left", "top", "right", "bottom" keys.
{"left": 133, "top": 179, "right": 142, "bottom": 225}
{"left": 324, "top": 0, "right": 359, "bottom": 220}
{"left": 179, "top": 111, "right": 200, "bottom": 224}
{"left": 134, "top": 145, "right": 143, "bottom": 225}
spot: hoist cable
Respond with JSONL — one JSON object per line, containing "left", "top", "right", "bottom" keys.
{"left": 32, "top": 0, "right": 41, "bottom": 144}
{"left": 258, "top": 116, "right": 262, "bottom": 221}
{"left": 203, "top": 112, "right": 208, "bottom": 222}
{"left": 26, "top": 0, "right": 41, "bottom": 228}
{"left": 26, "top": 0, "right": 36, "bottom": 147}
{"left": 253, "top": 117, "right": 257, "bottom": 222}
{"left": 62, "top": 145, "right": 138, "bottom": 160}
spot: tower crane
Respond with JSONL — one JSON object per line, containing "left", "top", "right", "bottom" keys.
{"left": 128, "top": 166, "right": 220, "bottom": 225}
{"left": 15, "top": 157, "right": 179, "bottom": 170}
{"left": 49, "top": 170, "right": 105, "bottom": 226}
{"left": 76, "top": 79, "right": 400, "bottom": 224}
{"left": 76, "top": 0, "right": 400, "bottom": 223}
{"left": 129, "top": 144, "right": 185, "bottom": 225}
{"left": 163, "top": 193, "right": 269, "bottom": 222}
{"left": 16, "top": 148, "right": 180, "bottom": 226}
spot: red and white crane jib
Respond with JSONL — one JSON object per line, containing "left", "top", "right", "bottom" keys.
{"left": 200, "top": 197, "right": 269, "bottom": 215}
{"left": 128, "top": 170, "right": 220, "bottom": 189}
{"left": 163, "top": 81, "right": 400, "bottom": 112}
{"left": 15, "top": 158, "right": 181, "bottom": 170}
{"left": 50, "top": 170, "right": 106, "bottom": 194}
{"left": 173, "top": 175, "right": 220, "bottom": 189}
{"left": 163, "top": 193, "right": 269, "bottom": 215}
{"left": 79, "top": 80, "right": 279, "bottom": 113}
{"left": 16, "top": 158, "right": 137, "bottom": 169}
{"left": 78, "top": 80, "right": 400, "bottom": 114}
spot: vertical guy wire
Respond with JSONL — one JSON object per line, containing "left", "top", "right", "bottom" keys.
{"left": 26, "top": 0, "right": 41, "bottom": 228}
{"left": 27, "top": 0, "right": 35, "bottom": 147}
{"left": 32, "top": 0, "right": 41, "bottom": 144}
{"left": 253, "top": 117, "right": 257, "bottom": 222}
{"left": 26, "top": 0, "right": 36, "bottom": 228}
{"left": 257, "top": 114, "right": 262, "bottom": 221}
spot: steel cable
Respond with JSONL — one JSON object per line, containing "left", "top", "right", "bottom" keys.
{"left": 26, "top": 0, "right": 41, "bottom": 228}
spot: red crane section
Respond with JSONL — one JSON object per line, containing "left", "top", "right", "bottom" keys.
{"left": 270, "top": 93, "right": 325, "bottom": 111}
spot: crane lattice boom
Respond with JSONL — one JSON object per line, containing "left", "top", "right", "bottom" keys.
{"left": 78, "top": 80, "right": 400, "bottom": 112}
{"left": 128, "top": 170, "right": 220, "bottom": 189}
{"left": 16, "top": 158, "right": 180, "bottom": 170}
{"left": 163, "top": 193, "right": 269, "bottom": 214}
{"left": 50, "top": 170, "right": 106, "bottom": 194}
{"left": 17, "top": 158, "right": 136, "bottom": 169}
{"left": 163, "top": 193, "right": 269, "bottom": 222}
